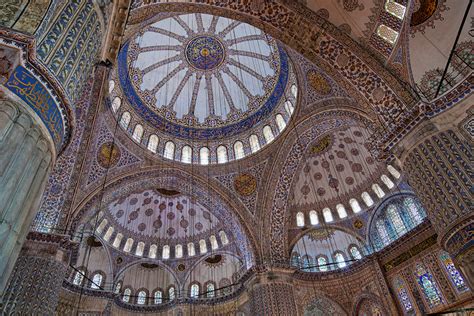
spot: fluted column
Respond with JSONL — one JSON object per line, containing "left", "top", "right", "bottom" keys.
{"left": 248, "top": 268, "right": 297, "bottom": 316}
{"left": 398, "top": 102, "right": 473, "bottom": 288}
{"left": 0, "top": 98, "right": 55, "bottom": 295}
{"left": 0, "top": 232, "right": 72, "bottom": 314}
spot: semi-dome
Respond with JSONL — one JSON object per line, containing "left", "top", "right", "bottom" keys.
{"left": 109, "top": 12, "right": 298, "bottom": 164}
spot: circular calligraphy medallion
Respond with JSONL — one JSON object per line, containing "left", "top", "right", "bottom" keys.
{"left": 185, "top": 36, "right": 225, "bottom": 71}
{"left": 234, "top": 173, "right": 257, "bottom": 196}
{"left": 307, "top": 70, "right": 332, "bottom": 95}
{"left": 97, "top": 142, "right": 121, "bottom": 168}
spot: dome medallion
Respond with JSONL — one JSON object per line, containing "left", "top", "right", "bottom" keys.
{"left": 185, "top": 36, "right": 225, "bottom": 71}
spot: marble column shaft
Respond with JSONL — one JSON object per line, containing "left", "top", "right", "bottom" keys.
{"left": 0, "top": 99, "right": 54, "bottom": 295}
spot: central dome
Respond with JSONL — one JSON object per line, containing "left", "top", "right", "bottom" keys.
{"left": 185, "top": 36, "right": 225, "bottom": 71}
{"left": 111, "top": 13, "right": 298, "bottom": 164}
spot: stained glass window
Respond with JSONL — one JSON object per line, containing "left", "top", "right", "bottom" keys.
{"left": 296, "top": 212, "right": 305, "bottom": 227}
{"left": 415, "top": 263, "right": 442, "bottom": 308}
{"left": 115, "top": 282, "right": 122, "bottom": 294}
{"left": 73, "top": 270, "right": 85, "bottom": 285}
{"left": 154, "top": 290, "right": 162, "bottom": 304}
{"left": 317, "top": 256, "right": 328, "bottom": 272}
{"left": 190, "top": 283, "right": 200, "bottom": 298}
{"left": 137, "top": 290, "right": 146, "bottom": 304}
{"left": 168, "top": 286, "right": 175, "bottom": 301}
{"left": 291, "top": 252, "right": 301, "bottom": 268}
{"left": 334, "top": 252, "right": 346, "bottom": 268}
{"left": 376, "top": 219, "right": 390, "bottom": 245}
{"left": 387, "top": 205, "right": 407, "bottom": 237}
{"left": 207, "top": 283, "right": 215, "bottom": 298}
{"left": 393, "top": 278, "right": 413, "bottom": 312}
{"left": 123, "top": 288, "right": 131, "bottom": 302}
{"left": 439, "top": 252, "right": 468, "bottom": 293}
{"left": 349, "top": 246, "right": 362, "bottom": 260}
{"left": 91, "top": 273, "right": 102, "bottom": 289}
{"left": 404, "top": 197, "right": 424, "bottom": 224}
{"left": 302, "top": 255, "right": 313, "bottom": 272}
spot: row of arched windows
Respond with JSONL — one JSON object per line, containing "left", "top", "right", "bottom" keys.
{"left": 109, "top": 80, "right": 297, "bottom": 165}
{"left": 296, "top": 165, "right": 401, "bottom": 227}
{"left": 118, "top": 285, "right": 176, "bottom": 305}
{"left": 72, "top": 269, "right": 105, "bottom": 289}
{"left": 96, "top": 221, "right": 230, "bottom": 259}
{"left": 291, "top": 245, "right": 364, "bottom": 272}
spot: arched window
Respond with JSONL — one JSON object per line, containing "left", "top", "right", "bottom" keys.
{"left": 334, "top": 252, "right": 346, "bottom": 268}
{"left": 73, "top": 269, "right": 85, "bottom": 285}
{"left": 233, "top": 141, "right": 245, "bottom": 159}
{"left": 132, "top": 124, "right": 143, "bottom": 142}
{"left": 147, "top": 135, "right": 159, "bottom": 153}
{"left": 162, "top": 245, "right": 170, "bottom": 259}
{"left": 91, "top": 273, "right": 103, "bottom": 289}
{"left": 336, "top": 204, "right": 347, "bottom": 219}
{"left": 175, "top": 244, "right": 183, "bottom": 258}
{"left": 393, "top": 278, "right": 413, "bottom": 312}
{"left": 137, "top": 290, "right": 147, "bottom": 305}
{"left": 108, "top": 80, "right": 115, "bottom": 93}
{"left": 112, "top": 233, "right": 123, "bottom": 248}
{"left": 249, "top": 135, "right": 260, "bottom": 153}
{"left": 103, "top": 227, "right": 114, "bottom": 241}
{"left": 415, "top": 263, "right": 443, "bottom": 308}
{"left": 219, "top": 231, "right": 229, "bottom": 245}
{"left": 96, "top": 218, "right": 108, "bottom": 234}
{"left": 349, "top": 246, "right": 362, "bottom": 260}
{"left": 112, "top": 97, "right": 121, "bottom": 112}
{"left": 387, "top": 165, "right": 401, "bottom": 178}
{"left": 187, "top": 242, "right": 196, "bottom": 256}
{"left": 361, "top": 192, "right": 374, "bottom": 207}
{"left": 263, "top": 125, "right": 275, "bottom": 143}
{"left": 372, "top": 184, "right": 385, "bottom": 198}
{"left": 200, "top": 147, "right": 210, "bottom": 165}
{"left": 291, "top": 252, "right": 301, "bottom": 268}
{"left": 439, "top": 252, "right": 467, "bottom": 293}
{"left": 350, "top": 198, "right": 362, "bottom": 213}
{"left": 114, "top": 281, "right": 122, "bottom": 294}
{"left": 190, "top": 283, "right": 200, "bottom": 298}
{"left": 275, "top": 114, "right": 287, "bottom": 132}
{"left": 381, "top": 174, "right": 395, "bottom": 189}
{"left": 322, "top": 208, "right": 333, "bottom": 223}
{"left": 296, "top": 212, "right": 305, "bottom": 227}
{"left": 210, "top": 235, "right": 218, "bottom": 250}
{"left": 168, "top": 286, "right": 175, "bottom": 301}
{"left": 387, "top": 205, "right": 407, "bottom": 237}
{"left": 291, "top": 84, "right": 298, "bottom": 98}
{"left": 154, "top": 290, "right": 163, "bottom": 304}
{"left": 309, "top": 210, "right": 319, "bottom": 225}
{"left": 199, "top": 239, "right": 207, "bottom": 254}
{"left": 217, "top": 145, "right": 228, "bottom": 163}
{"left": 164, "top": 141, "right": 175, "bottom": 160}
{"left": 284, "top": 100, "right": 294, "bottom": 115}
{"left": 206, "top": 282, "right": 215, "bottom": 298}
{"left": 123, "top": 238, "right": 133, "bottom": 252}
{"left": 135, "top": 241, "right": 145, "bottom": 256}
{"left": 148, "top": 244, "right": 157, "bottom": 259}
{"left": 123, "top": 288, "right": 131, "bottom": 302}
{"left": 317, "top": 256, "right": 328, "bottom": 272}
{"left": 120, "top": 112, "right": 131, "bottom": 129}
{"left": 181, "top": 145, "right": 192, "bottom": 164}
